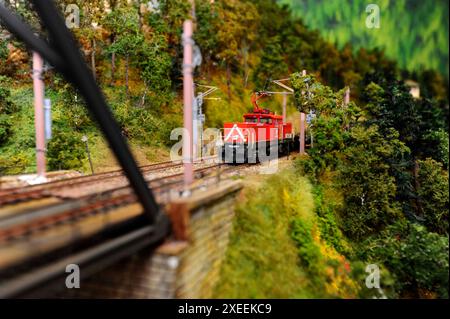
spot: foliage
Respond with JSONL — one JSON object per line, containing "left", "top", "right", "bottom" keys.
{"left": 140, "top": 10, "right": 175, "bottom": 95}
{"left": 0, "top": 114, "right": 12, "bottom": 145}
{"left": 0, "top": 151, "right": 31, "bottom": 176}
{"left": 290, "top": 218, "right": 323, "bottom": 277}
{"left": 112, "top": 99, "right": 181, "bottom": 147}
{"left": 360, "top": 79, "right": 448, "bottom": 218}
{"left": 0, "top": 41, "right": 8, "bottom": 60}
{"left": 47, "top": 129, "right": 86, "bottom": 170}
{"left": 337, "top": 125, "right": 407, "bottom": 240}
{"left": 421, "top": 129, "right": 449, "bottom": 169}
{"left": 307, "top": 116, "right": 347, "bottom": 173}
{"left": 215, "top": 170, "right": 359, "bottom": 298}
{"left": 105, "top": 8, "right": 143, "bottom": 57}
{"left": 0, "top": 41, "right": 9, "bottom": 75}
{"left": 194, "top": 0, "right": 219, "bottom": 66}
{"left": 280, "top": 0, "right": 449, "bottom": 78}
{"left": 57, "top": 84, "right": 92, "bottom": 131}
{"left": 416, "top": 158, "right": 449, "bottom": 235}
{"left": 360, "top": 221, "right": 449, "bottom": 298}
{"left": 415, "top": 98, "right": 449, "bottom": 167}
{"left": 0, "top": 82, "right": 18, "bottom": 114}
{"left": 290, "top": 73, "right": 448, "bottom": 297}
{"left": 312, "top": 185, "right": 349, "bottom": 255}
{"left": 290, "top": 72, "right": 337, "bottom": 113}
{"left": 0, "top": 81, "right": 17, "bottom": 146}
{"left": 291, "top": 74, "right": 362, "bottom": 176}
{"left": 215, "top": 0, "right": 259, "bottom": 65}
{"left": 252, "top": 36, "right": 288, "bottom": 89}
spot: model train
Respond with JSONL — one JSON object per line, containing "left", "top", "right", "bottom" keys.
{"left": 221, "top": 92, "right": 299, "bottom": 163}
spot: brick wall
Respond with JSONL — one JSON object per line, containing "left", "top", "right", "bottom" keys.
{"left": 60, "top": 180, "right": 242, "bottom": 298}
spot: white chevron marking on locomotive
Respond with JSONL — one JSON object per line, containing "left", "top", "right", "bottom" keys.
{"left": 224, "top": 124, "right": 245, "bottom": 142}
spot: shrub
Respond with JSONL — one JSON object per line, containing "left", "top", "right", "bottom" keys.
{"left": 294, "top": 155, "right": 318, "bottom": 181}
{"left": 0, "top": 152, "right": 31, "bottom": 176}
{"left": 313, "top": 186, "right": 349, "bottom": 255}
{"left": 361, "top": 221, "right": 449, "bottom": 298}
{"left": 47, "top": 129, "right": 86, "bottom": 170}
{"left": 0, "top": 114, "right": 12, "bottom": 145}
{"left": 58, "top": 85, "right": 92, "bottom": 131}
{"left": 0, "top": 41, "right": 7, "bottom": 60}
{"left": 290, "top": 218, "right": 322, "bottom": 276}
{"left": 0, "top": 83, "right": 18, "bottom": 114}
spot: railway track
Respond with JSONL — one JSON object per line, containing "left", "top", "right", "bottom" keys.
{"left": 0, "top": 154, "right": 292, "bottom": 248}
{"left": 0, "top": 161, "right": 250, "bottom": 269}
{"left": 0, "top": 156, "right": 218, "bottom": 207}
{"left": 0, "top": 154, "right": 292, "bottom": 297}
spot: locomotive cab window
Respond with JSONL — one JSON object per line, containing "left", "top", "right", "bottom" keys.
{"left": 245, "top": 117, "right": 258, "bottom": 123}
{"left": 260, "top": 118, "right": 273, "bottom": 124}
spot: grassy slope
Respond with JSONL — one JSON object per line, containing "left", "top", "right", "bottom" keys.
{"left": 214, "top": 169, "right": 360, "bottom": 298}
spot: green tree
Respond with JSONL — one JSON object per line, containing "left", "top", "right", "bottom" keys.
{"left": 72, "top": 0, "right": 106, "bottom": 80}
{"left": 361, "top": 81, "right": 416, "bottom": 218}
{"left": 104, "top": 6, "right": 144, "bottom": 96}
{"left": 361, "top": 221, "right": 449, "bottom": 298}
{"left": 195, "top": 0, "right": 219, "bottom": 79}
{"left": 215, "top": 0, "right": 259, "bottom": 99}
{"left": 252, "top": 36, "right": 288, "bottom": 90}
{"left": 416, "top": 158, "right": 449, "bottom": 235}
{"left": 290, "top": 72, "right": 341, "bottom": 114}
{"left": 337, "top": 125, "right": 407, "bottom": 240}
{"left": 414, "top": 97, "right": 448, "bottom": 167}
{"left": 361, "top": 79, "right": 449, "bottom": 221}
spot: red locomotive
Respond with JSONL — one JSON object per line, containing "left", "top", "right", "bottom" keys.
{"left": 221, "top": 92, "right": 297, "bottom": 163}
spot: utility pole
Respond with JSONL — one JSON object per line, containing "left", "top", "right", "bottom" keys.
{"left": 182, "top": 4, "right": 195, "bottom": 188}
{"left": 344, "top": 87, "right": 350, "bottom": 106}
{"left": 344, "top": 86, "right": 350, "bottom": 130}
{"left": 282, "top": 93, "right": 287, "bottom": 124}
{"left": 299, "top": 69, "right": 307, "bottom": 155}
{"left": 32, "top": 52, "right": 46, "bottom": 181}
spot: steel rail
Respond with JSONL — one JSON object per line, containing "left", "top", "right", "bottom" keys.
{"left": 0, "top": 163, "right": 246, "bottom": 242}
{"left": 0, "top": 161, "right": 182, "bottom": 203}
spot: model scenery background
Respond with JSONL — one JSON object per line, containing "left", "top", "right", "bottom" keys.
{"left": 280, "top": 0, "right": 449, "bottom": 78}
